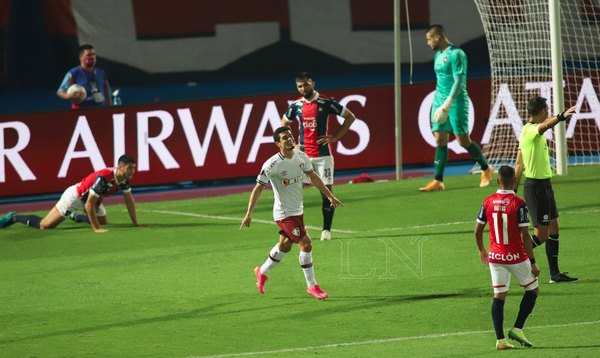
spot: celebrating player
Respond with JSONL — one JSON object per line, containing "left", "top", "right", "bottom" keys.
{"left": 281, "top": 72, "right": 356, "bottom": 241}
{"left": 475, "top": 165, "right": 539, "bottom": 350}
{"left": 515, "top": 96, "right": 578, "bottom": 283}
{"left": 240, "top": 127, "right": 343, "bottom": 300}
{"left": 0, "top": 155, "right": 140, "bottom": 233}
{"left": 420, "top": 24, "right": 493, "bottom": 192}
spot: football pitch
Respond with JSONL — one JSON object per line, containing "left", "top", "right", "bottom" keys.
{"left": 1, "top": 166, "right": 599, "bottom": 357}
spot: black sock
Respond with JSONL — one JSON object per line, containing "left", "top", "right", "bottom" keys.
{"left": 491, "top": 298, "right": 505, "bottom": 340}
{"left": 322, "top": 196, "right": 335, "bottom": 231}
{"left": 73, "top": 214, "right": 91, "bottom": 224}
{"left": 15, "top": 215, "right": 42, "bottom": 229}
{"left": 514, "top": 290, "right": 538, "bottom": 329}
{"left": 531, "top": 235, "right": 542, "bottom": 248}
{"left": 546, "top": 234, "right": 560, "bottom": 276}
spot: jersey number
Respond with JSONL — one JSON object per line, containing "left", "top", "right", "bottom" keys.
{"left": 492, "top": 213, "right": 509, "bottom": 245}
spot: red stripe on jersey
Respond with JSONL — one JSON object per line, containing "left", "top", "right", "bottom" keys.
{"left": 301, "top": 100, "right": 320, "bottom": 157}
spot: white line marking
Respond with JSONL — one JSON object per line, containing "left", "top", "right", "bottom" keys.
{"left": 137, "top": 207, "right": 600, "bottom": 236}
{"left": 191, "top": 319, "right": 600, "bottom": 358}
{"left": 137, "top": 209, "right": 357, "bottom": 233}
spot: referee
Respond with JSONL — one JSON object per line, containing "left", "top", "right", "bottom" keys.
{"left": 515, "top": 96, "right": 578, "bottom": 283}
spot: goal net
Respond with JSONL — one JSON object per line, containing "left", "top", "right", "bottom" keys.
{"left": 473, "top": 0, "right": 600, "bottom": 172}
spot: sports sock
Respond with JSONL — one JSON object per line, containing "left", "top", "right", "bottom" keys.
{"left": 434, "top": 146, "right": 448, "bottom": 182}
{"left": 546, "top": 234, "right": 560, "bottom": 276}
{"left": 260, "top": 243, "right": 287, "bottom": 275}
{"left": 514, "top": 290, "right": 538, "bottom": 329}
{"left": 299, "top": 251, "right": 317, "bottom": 287}
{"left": 531, "top": 234, "right": 542, "bottom": 248}
{"left": 466, "top": 142, "right": 489, "bottom": 171}
{"left": 73, "top": 214, "right": 90, "bottom": 224}
{"left": 491, "top": 298, "right": 505, "bottom": 340}
{"left": 15, "top": 215, "right": 42, "bottom": 229}
{"left": 322, "top": 196, "right": 335, "bottom": 231}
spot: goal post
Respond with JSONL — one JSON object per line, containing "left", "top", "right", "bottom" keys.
{"left": 473, "top": 0, "right": 600, "bottom": 174}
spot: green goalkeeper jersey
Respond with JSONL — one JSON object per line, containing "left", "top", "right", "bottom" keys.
{"left": 433, "top": 44, "right": 468, "bottom": 107}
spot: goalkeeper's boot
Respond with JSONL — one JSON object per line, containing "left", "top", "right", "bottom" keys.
{"left": 254, "top": 266, "right": 268, "bottom": 294}
{"left": 419, "top": 180, "right": 445, "bottom": 192}
{"left": 508, "top": 328, "right": 533, "bottom": 347}
{"left": 307, "top": 284, "right": 328, "bottom": 300}
{"left": 549, "top": 272, "right": 578, "bottom": 283}
{"left": 496, "top": 338, "right": 514, "bottom": 350}
{"left": 480, "top": 165, "right": 494, "bottom": 188}
{"left": 0, "top": 212, "right": 16, "bottom": 229}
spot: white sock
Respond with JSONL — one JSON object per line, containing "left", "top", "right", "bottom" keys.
{"left": 260, "top": 243, "right": 287, "bottom": 275}
{"left": 299, "top": 251, "right": 317, "bottom": 287}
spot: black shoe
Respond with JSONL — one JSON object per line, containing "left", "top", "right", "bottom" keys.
{"left": 549, "top": 272, "right": 578, "bottom": 283}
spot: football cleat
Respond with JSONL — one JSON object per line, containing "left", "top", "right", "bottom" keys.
{"left": 0, "top": 212, "right": 16, "bottom": 229}
{"left": 496, "top": 338, "right": 515, "bottom": 350}
{"left": 549, "top": 272, "right": 578, "bottom": 283}
{"left": 307, "top": 284, "right": 328, "bottom": 300}
{"left": 419, "top": 180, "right": 445, "bottom": 192}
{"left": 254, "top": 266, "right": 268, "bottom": 294}
{"left": 320, "top": 230, "right": 331, "bottom": 241}
{"left": 508, "top": 328, "right": 533, "bottom": 347}
{"left": 480, "top": 165, "right": 494, "bottom": 188}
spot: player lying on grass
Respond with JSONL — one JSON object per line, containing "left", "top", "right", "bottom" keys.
{"left": 475, "top": 165, "right": 539, "bottom": 350}
{"left": 240, "top": 127, "right": 343, "bottom": 300}
{"left": 0, "top": 154, "right": 141, "bottom": 233}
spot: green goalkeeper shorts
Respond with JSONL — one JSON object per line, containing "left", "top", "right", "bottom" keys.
{"left": 431, "top": 96, "right": 469, "bottom": 135}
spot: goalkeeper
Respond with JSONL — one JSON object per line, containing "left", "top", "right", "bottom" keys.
{"left": 420, "top": 24, "right": 493, "bottom": 192}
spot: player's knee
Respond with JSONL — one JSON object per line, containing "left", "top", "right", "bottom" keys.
{"left": 298, "top": 236, "right": 312, "bottom": 252}
{"left": 279, "top": 239, "right": 293, "bottom": 253}
{"left": 494, "top": 291, "right": 508, "bottom": 300}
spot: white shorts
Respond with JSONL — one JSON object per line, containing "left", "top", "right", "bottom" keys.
{"left": 55, "top": 184, "right": 107, "bottom": 217}
{"left": 304, "top": 155, "right": 334, "bottom": 186}
{"left": 489, "top": 261, "right": 538, "bottom": 293}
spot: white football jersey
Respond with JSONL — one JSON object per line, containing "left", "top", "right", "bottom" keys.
{"left": 257, "top": 150, "right": 314, "bottom": 221}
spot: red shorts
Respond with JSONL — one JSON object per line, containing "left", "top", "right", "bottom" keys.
{"left": 276, "top": 215, "right": 307, "bottom": 243}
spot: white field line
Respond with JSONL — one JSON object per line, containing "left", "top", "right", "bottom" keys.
{"left": 191, "top": 319, "right": 600, "bottom": 358}
{"left": 137, "top": 208, "right": 600, "bottom": 235}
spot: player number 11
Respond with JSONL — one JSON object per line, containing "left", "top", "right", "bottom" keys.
{"left": 492, "top": 212, "right": 509, "bottom": 245}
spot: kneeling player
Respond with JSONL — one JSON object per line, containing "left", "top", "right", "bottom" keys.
{"left": 475, "top": 166, "right": 540, "bottom": 350}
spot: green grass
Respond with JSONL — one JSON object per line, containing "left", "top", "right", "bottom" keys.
{"left": 1, "top": 166, "right": 599, "bottom": 357}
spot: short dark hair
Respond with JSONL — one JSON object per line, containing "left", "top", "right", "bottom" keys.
{"left": 78, "top": 44, "right": 94, "bottom": 56}
{"left": 527, "top": 96, "right": 548, "bottom": 116}
{"left": 295, "top": 72, "right": 312, "bottom": 82}
{"left": 273, "top": 127, "right": 291, "bottom": 142}
{"left": 427, "top": 24, "right": 445, "bottom": 37}
{"left": 118, "top": 154, "right": 136, "bottom": 165}
{"left": 498, "top": 165, "right": 515, "bottom": 185}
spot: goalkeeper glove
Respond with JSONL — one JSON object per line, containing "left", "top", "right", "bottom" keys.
{"left": 557, "top": 111, "right": 568, "bottom": 122}
{"left": 433, "top": 98, "right": 453, "bottom": 124}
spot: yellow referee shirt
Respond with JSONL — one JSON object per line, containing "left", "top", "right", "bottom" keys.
{"left": 519, "top": 122, "right": 553, "bottom": 179}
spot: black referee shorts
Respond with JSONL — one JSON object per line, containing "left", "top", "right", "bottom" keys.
{"left": 524, "top": 178, "right": 558, "bottom": 227}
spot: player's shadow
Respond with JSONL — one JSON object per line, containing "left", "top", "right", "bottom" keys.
{"left": 285, "top": 292, "right": 465, "bottom": 319}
